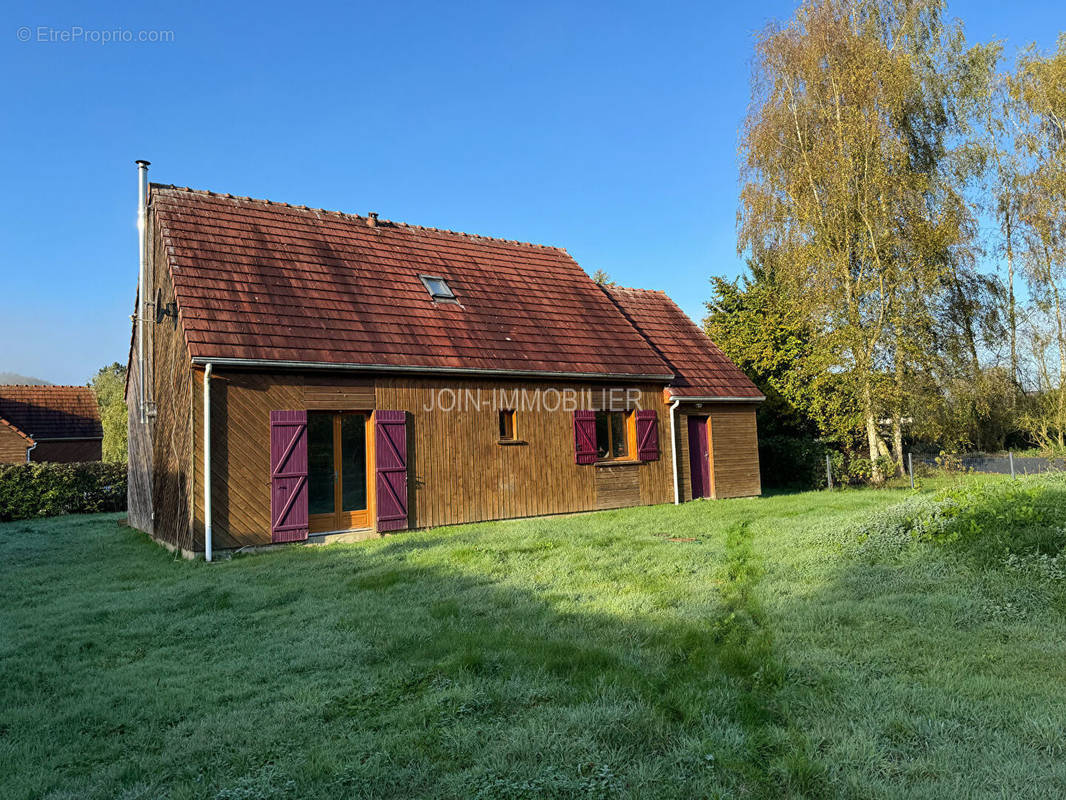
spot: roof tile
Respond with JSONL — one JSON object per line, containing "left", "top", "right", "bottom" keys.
{"left": 0, "top": 386, "right": 103, "bottom": 440}
{"left": 604, "top": 287, "right": 763, "bottom": 400}
{"left": 151, "top": 186, "right": 673, "bottom": 378}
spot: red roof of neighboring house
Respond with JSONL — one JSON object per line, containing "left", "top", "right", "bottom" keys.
{"left": 152, "top": 185, "right": 674, "bottom": 379}
{"left": 0, "top": 417, "right": 34, "bottom": 444}
{"left": 604, "top": 287, "right": 764, "bottom": 400}
{"left": 0, "top": 386, "right": 103, "bottom": 440}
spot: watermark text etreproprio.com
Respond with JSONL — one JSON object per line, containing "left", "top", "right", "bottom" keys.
{"left": 16, "top": 26, "right": 175, "bottom": 44}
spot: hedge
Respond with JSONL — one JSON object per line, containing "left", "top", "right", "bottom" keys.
{"left": 0, "top": 461, "right": 127, "bottom": 522}
{"left": 758, "top": 435, "right": 830, "bottom": 489}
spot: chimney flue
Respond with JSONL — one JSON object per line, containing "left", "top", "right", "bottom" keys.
{"left": 136, "top": 160, "right": 150, "bottom": 424}
{"left": 367, "top": 212, "right": 379, "bottom": 227}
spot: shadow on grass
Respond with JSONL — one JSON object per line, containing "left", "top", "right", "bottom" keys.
{"left": 0, "top": 511, "right": 831, "bottom": 800}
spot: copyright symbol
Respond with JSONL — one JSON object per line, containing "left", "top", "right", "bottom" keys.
{"left": 16, "top": 26, "right": 31, "bottom": 42}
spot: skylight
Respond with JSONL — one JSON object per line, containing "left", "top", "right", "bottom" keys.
{"left": 419, "top": 275, "right": 457, "bottom": 303}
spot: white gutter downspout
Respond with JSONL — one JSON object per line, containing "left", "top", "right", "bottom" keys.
{"left": 203, "top": 363, "right": 213, "bottom": 562}
{"left": 26, "top": 441, "right": 37, "bottom": 463}
{"left": 136, "top": 160, "right": 150, "bottom": 424}
{"left": 669, "top": 398, "right": 681, "bottom": 505}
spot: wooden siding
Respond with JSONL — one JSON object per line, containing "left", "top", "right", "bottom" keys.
{"left": 29, "top": 439, "right": 102, "bottom": 463}
{"left": 192, "top": 372, "right": 374, "bottom": 550}
{"left": 596, "top": 463, "right": 641, "bottom": 509}
{"left": 676, "top": 405, "right": 761, "bottom": 500}
{"left": 677, "top": 410, "right": 693, "bottom": 502}
{"left": 187, "top": 374, "right": 674, "bottom": 549}
{"left": 708, "top": 404, "right": 761, "bottom": 498}
{"left": 150, "top": 220, "right": 195, "bottom": 551}
{"left": 374, "top": 378, "right": 675, "bottom": 530}
{"left": 0, "top": 425, "right": 28, "bottom": 463}
{"left": 126, "top": 305, "right": 153, "bottom": 535}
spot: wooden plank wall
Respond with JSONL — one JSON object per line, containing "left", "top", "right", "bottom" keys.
{"left": 676, "top": 405, "right": 762, "bottom": 500}
{"left": 125, "top": 303, "right": 153, "bottom": 535}
{"left": 0, "top": 425, "right": 29, "bottom": 463}
{"left": 596, "top": 464, "right": 641, "bottom": 510}
{"left": 708, "top": 404, "right": 762, "bottom": 498}
{"left": 186, "top": 375, "right": 674, "bottom": 548}
{"left": 191, "top": 372, "right": 374, "bottom": 550}
{"left": 149, "top": 220, "right": 196, "bottom": 551}
{"left": 677, "top": 410, "right": 693, "bottom": 502}
{"left": 375, "top": 378, "right": 674, "bottom": 530}
{"left": 29, "top": 440, "right": 102, "bottom": 463}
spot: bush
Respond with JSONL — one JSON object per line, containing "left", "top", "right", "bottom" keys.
{"left": 0, "top": 461, "right": 127, "bottom": 522}
{"left": 758, "top": 435, "right": 829, "bottom": 489}
{"left": 847, "top": 474, "right": 1066, "bottom": 567}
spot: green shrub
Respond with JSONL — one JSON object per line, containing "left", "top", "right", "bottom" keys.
{"left": 758, "top": 435, "right": 829, "bottom": 489}
{"left": 848, "top": 474, "right": 1066, "bottom": 567}
{"left": 0, "top": 461, "right": 127, "bottom": 522}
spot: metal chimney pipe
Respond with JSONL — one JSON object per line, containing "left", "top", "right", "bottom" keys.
{"left": 136, "top": 160, "right": 150, "bottom": 424}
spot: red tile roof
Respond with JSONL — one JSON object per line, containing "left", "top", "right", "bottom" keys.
{"left": 0, "top": 386, "right": 103, "bottom": 440}
{"left": 604, "top": 287, "right": 763, "bottom": 400}
{"left": 152, "top": 186, "right": 674, "bottom": 379}
{"left": 0, "top": 416, "right": 34, "bottom": 444}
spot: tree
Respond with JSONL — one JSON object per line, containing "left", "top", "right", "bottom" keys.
{"left": 91, "top": 363, "right": 128, "bottom": 463}
{"left": 590, "top": 269, "right": 615, "bottom": 286}
{"left": 1011, "top": 35, "right": 1066, "bottom": 449}
{"left": 738, "top": 0, "right": 988, "bottom": 480}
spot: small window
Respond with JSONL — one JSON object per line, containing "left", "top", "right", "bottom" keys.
{"left": 595, "top": 410, "right": 631, "bottom": 460}
{"left": 419, "top": 274, "right": 457, "bottom": 302}
{"left": 498, "top": 409, "right": 517, "bottom": 441}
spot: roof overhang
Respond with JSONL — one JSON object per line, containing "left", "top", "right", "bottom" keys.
{"left": 191, "top": 356, "right": 675, "bottom": 384}
{"left": 667, "top": 395, "right": 765, "bottom": 403}
{"left": 0, "top": 417, "right": 34, "bottom": 444}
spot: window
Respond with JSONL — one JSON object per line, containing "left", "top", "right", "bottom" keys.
{"left": 595, "top": 410, "right": 632, "bottom": 460}
{"left": 498, "top": 409, "right": 517, "bottom": 441}
{"left": 419, "top": 274, "right": 457, "bottom": 302}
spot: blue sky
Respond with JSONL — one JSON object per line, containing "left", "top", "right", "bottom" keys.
{"left": 1, "top": 0, "right": 1063, "bottom": 385}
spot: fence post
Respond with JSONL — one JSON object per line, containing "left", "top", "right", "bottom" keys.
{"left": 908, "top": 452, "right": 914, "bottom": 489}
{"left": 826, "top": 454, "right": 833, "bottom": 490}
{"left": 1009, "top": 451, "right": 1015, "bottom": 480}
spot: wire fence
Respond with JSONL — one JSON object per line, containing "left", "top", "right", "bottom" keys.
{"left": 824, "top": 451, "right": 1064, "bottom": 490}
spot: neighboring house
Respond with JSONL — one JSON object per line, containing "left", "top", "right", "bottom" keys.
{"left": 0, "top": 386, "right": 104, "bottom": 463}
{"left": 126, "top": 178, "right": 763, "bottom": 558}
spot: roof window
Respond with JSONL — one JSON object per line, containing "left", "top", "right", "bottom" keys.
{"left": 419, "top": 275, "right": 458, "bottom": 303}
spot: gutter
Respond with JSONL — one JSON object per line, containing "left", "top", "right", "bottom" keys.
{"left": 29, "top": 436, "right": 105, "bottom": 442}
{"left": 190, "top": 356, "right": 674, "bottom": 383}
{"left": 669, "top": 398, "right": 681, "bottom": 505}
{"left": 203, "top": 362, "right": 213, "bottom": 562}
{"left": 25, "top": 441, "right": 37, "bottom": 463}
{"left": 667, "top": 395, "right": 765, "bottom": 403}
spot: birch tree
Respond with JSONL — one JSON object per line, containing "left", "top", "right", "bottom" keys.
{"left": 739, "top": 0, "right": 981, "bottom": 480}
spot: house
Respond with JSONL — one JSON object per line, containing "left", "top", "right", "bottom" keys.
{"left": 0, "top": 386, "right": 104, "bottom": 463}
{"left": 126, "top": 166, "right": 763, "bottom": 559}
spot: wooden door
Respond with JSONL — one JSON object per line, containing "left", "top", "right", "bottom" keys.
{"left": 308, "top": 412, "right": 370, "bottom": 533}
{"left": 688, "top": 415, "right": 711, "bottom": 499}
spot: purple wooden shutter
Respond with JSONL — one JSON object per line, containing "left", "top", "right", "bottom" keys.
{"left": 573, "top": 410, "right": 597, "bottom": 465}
{"left": 636, "top": 409, "right": 660, "bottom": 461}
{"left": 270, "top": 410, "right": 309, "bottom": 543}
{"left": 376, "top": 410, "right": 409, "bottom": 532}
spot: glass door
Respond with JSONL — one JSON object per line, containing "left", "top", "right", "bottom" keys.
{"left": 308, "top": 412, "right": 370, "bottom": 533}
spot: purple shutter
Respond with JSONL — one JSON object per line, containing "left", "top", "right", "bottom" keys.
{"left": 573, "top": 410, "right": 597, "bottom": 465}
{"left": 270, "top": 410, "right": 309, "bottom": 543}
{"left": 636, "top": 410, "right": 660, "bottom": 461}
{"left": 376, "top": 410, "right": 409, "bottom": 532}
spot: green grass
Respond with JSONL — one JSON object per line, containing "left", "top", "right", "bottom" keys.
{"left": 2, "top": 475, "right": 1065, "bottom": 799}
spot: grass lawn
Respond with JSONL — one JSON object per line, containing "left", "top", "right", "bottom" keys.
{"left": 2, "top": 476, "right": 1065, "bottom": 799}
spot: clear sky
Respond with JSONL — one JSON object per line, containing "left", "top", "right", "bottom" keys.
{"left": 2, "top": 0, "right": 1063, "bottom": 385}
